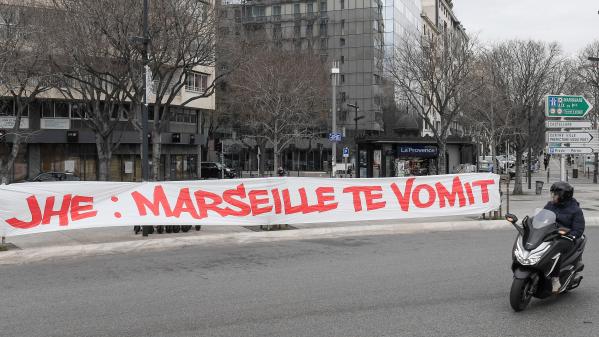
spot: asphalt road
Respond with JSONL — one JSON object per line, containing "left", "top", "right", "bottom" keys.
{"left": 1, "top": 228, "right": 598, "bottom": 337}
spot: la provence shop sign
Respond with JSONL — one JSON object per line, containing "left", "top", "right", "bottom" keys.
{"left": 397, "top": 145, "right": 438, "bottom": 158}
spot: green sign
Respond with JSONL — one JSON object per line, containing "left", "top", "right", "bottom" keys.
{"left": 545, "top": 95, "right": 593, "bottom": 117}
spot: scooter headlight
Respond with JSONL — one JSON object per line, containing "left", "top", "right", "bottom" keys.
{"left": 514, "top": 240, "right": 550, "bottom": 265}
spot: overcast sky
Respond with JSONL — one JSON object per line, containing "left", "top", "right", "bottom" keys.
{"left": 452, "top": 0, "right": 599, "bottom": 56}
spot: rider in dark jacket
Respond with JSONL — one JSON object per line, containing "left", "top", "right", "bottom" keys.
{"left": 543, "top": 181, "right": 585, "bottom": 293}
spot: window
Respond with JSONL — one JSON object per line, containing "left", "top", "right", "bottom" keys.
{"left": 339, "top": 0, "right": 344, "bottom": 9}
{"left": 306, "top": 23, "right": 313, "bottom": 37}
{"left": 307, "top": 3, "right": 314, "bottom": 13}
{"left": 320, "top": 0, "right": 327, "bottom": 12}
{"left": 252, "top": 6, "right": 265, "bottom": 17}
{"left": 340, "top": 55, "right": 344, "bottom": 64}
{"left": 185, "top": 72, "right": 209, "bottom": 93}
{"left": 41, "top": 101, "right": 69, "bottom": 118}
{"left": 341, "top": 19, "right": 345, "bottom": 35}
{"left": 294, "top": 4, "right": 300, "bottom": 16}
{"left": 340, "top": 92, "right": 346, "bottom": 102}
{"left": 340, "top": 74, "right": 345, "bottom": 83}
{"left": 0, "top": 99, "right": 13, "bottom": 116}
{"left": 319, "top": 20, "right": 327, "bottom": 35}
{"left": 273, "top": 23, "right": 282, "bottom": 39}
{"left": 320, "top": 37, "right": 328, "bottom": 49}
{"left": 70, "top": 102, "right": 85, "bottom": 119}
{"left": 273, "top": 5, "right": 281, "bottom": 19}
{"left": 294, "top": 24, "right": 301, "bottom": 37}
{"left": 340, "top": 37, "right": 345, "bottom": 46}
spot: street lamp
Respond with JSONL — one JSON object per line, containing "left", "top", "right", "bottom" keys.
{"left": 347, "top": 102, "right": 364, "bottom": 177}
{"left": 331, "top": 62, "right": 339, "bottom": 177}
{"left": 587, "top": 56, "right": 599, "bottom": 183}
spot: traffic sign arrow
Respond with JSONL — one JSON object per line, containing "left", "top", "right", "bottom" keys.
{"left": 545, "top": 131, "right": 594, "bottom": 143}
{"left": 545, "top": 95, "right": 593, "bottom": 117}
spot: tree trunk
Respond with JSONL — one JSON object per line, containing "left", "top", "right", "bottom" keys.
{"left": 151, "top": 129, "right": 161, "bottom": 181}
{"left": 196, "top": 143, "right": 202, "bottom": 179}
{"left": 437, "top": 141, "right": 447, "bottom": 175}
{"left": 273, "top": 136, "right": 279, "bottom": 176}
{"left": 491, "top": 135, "right": 497, "bottom": 174}
{"left": 0, "top": 165, "right": 10, "bottom": 185}
{"left": 257, "top": 144, "right": 265, "bottom": 176}
{"left": 95, "top": 133, "right": 113, "bottom": 181}
{"left": 0, "top": 141, "right": 20, "bottom": 184}
{"left": 513, "top": 150, "right": 523, "bottom": 195}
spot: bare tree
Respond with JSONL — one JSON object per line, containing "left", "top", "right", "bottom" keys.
{"left": 461, "top": 51, "right": 515, "bottom": 174}
{"left": 387, "top": 31, "right": 479, "bottom": 174}
{"left": 0, "top": 4, "right": 53, "bottom": 184}
{"left": 486, "top": 40, "right": 563, "bottom": 194}
{"left": 577, "top": 41, "right": 599, "bottom": 127}
{"left": 227, "top": 47, "right": 329, "bottom": 173}
{"left": 50, "top": 2, "right": 135, "bottom": 181}
{"left": 56, "top": 0, "right": 217, "bottom": 181}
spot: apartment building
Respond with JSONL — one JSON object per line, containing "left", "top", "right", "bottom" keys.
{"left": 356, "top": 0, "right": 474, "bottom": 177}
{"left": 216, "top": 0, "right": 423, "bottom": 173}
{"left": 0, "top": 2, "right": 215, "bottom": 183}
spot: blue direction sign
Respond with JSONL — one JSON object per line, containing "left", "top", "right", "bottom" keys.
{"left": 343, "top": 147, "right": 350, "bottom": 158}
{"left": 329, "top": 132, "right": 342, "bottom": 142}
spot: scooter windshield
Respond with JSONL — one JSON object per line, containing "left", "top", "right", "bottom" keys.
{"left": 532, "top": 209, "right": 556, "bottom": 229}
{"left": 525, "top": 209, "right": 557, "bottom": 250}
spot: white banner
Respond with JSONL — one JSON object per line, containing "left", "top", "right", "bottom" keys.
{"left": 0, "top": 174, "right": 500, "bottom": 237}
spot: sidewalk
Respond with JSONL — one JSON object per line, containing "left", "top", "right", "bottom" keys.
{"left": 2, "top": 158, "right": 598, "bottom": 262}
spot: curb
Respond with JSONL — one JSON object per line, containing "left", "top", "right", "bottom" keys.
{"left": 2, "top": 217, "right": 599, "bottom": 266}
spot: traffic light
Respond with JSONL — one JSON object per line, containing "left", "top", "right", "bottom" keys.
{"left": 215, "top": 139, "right": 223, "bottom": 153}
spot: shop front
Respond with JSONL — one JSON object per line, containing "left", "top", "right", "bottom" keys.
{"left": 394, "top": 144, "right": 438, "bottom": 176}
{"left": 357, "top": 136, "right": 475, "bottom": 178}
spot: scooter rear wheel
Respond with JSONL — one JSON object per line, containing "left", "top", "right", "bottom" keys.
{"left": 510, "top": 278, "right": 533, "bottom": 312}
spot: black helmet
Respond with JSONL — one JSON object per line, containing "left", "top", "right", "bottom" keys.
{"left": 550, "top": 181, "right": 574, "bottom": 202}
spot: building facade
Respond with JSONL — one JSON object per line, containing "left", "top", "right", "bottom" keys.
{"left": 0, "top": 2, "right": 216, "bottom": 183}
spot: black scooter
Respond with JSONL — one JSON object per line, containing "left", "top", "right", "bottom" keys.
{"left": 505, "top": 209, "right": 586, "bottom": 311}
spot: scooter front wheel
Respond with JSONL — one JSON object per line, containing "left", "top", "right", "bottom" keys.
{"left": 510, "top": 278, "right": 533, "bottom": 312}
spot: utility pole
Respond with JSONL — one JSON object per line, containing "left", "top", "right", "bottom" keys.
{"left": 527, "top": 106, "right": 532, "bottom": 189}
{"left": 331, "top": 61, "right": 339, "bottom": 177}
{"left": 141, "top": 0, "right": 150, "bottom": 181}
{"left": 141, "top": 0, "right": 152, "bottom": 236}
{"left": 348, "top": 102, "right": 363, "bottom": 177}
{"left": 588, "top": 56, "right": 599, "bottom": 183}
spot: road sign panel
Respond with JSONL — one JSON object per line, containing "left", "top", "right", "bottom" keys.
{"left": 545, "top": 95, "right": 593, "bottom": 117}
{"left": 545, "top": 132, "right": 594, "bottom": 143}
{"left": 545, "top": 120, "right": 592, "bottom": 129}
{"left": 342, "top": 147, "right": 350, "bottom": 158}
{"left": 548, "top": 147, "right": 593, "bottom": 154}
{"left": 329, "top": 133, "right": 342, "bottom": 142}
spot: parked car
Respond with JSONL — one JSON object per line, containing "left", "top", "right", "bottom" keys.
{"left": 30, "top": 172, "right": 80, "bottom": 182}
{"left": 454, "top": 164, "right": 477, "bottom": 173}
{"left": 200, "top": 162, "right": 236, "bottom": 179}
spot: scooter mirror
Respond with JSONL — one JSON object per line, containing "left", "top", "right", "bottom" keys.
{"left": 505, "top": 213, "right": 518, "bottom": 223}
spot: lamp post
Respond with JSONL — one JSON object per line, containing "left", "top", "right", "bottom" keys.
{"left": 588, "top": 56, "right": 599, "bottom": 183}
{"left": 331, "top": 62, "right": 339, "bottom": 177}
{"left": 141, "top": 0, "right": 151, "bottom": 236}
{"left": 347, "top": 102, "right": 364, "bottom": 177}
{"left": 527, "top": 105, "right": 532, "bottom": 189}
